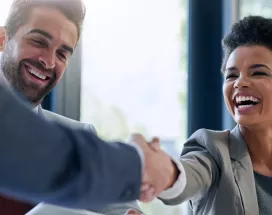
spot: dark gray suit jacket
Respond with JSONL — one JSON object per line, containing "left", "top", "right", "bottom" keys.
{"left": 160, "top": 125, "right": 259, "bottom": 215}
{"left": 0, "top": 84, "right": 142, "bottom": 209}
{"left": 39, "top": 107, "right": 143, "bottom": 215}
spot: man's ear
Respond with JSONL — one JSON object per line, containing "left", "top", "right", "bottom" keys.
{"left": 0, "top": 26, "right": 7, "bottom": 52}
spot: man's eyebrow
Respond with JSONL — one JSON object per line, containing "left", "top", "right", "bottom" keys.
{"left": 26, "top": 28, "right": 53, "bottom": 39}
{"left": 26, "top": 28, "right": 74, "bottom": 54}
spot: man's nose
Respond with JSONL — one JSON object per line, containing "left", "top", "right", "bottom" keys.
{"left": 38, "top": 50, "right": 56, "bottom": 69}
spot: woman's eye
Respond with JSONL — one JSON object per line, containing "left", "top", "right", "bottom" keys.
{"left": 252, "top": 71, "right": 267, "bottom": 76}
{"left": 225, "top": 74, "right": 238, "bottom": 80}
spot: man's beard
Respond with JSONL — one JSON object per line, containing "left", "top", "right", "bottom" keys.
{"left": 0, "top": 50, "right": 56, "bottom": 104}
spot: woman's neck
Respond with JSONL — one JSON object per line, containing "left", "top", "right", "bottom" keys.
{"left": 240, "top": 125, "right": 272, "bottom": 176}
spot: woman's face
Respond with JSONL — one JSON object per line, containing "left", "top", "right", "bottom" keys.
{"left": 223, "top": 45, "right": 272, "bottom": 127}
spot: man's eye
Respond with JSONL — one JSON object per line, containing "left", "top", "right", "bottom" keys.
{"left": 32, "top": 39, "right": 45, "bottom": 46}
{"left": 57, "top": 52, "right": 67, "bottom": 60}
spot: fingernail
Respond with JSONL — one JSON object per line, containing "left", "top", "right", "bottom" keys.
{"left": 141, "top": 184, "right": 150, "bottom": 191}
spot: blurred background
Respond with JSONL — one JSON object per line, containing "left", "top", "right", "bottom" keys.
{"left": 1, "top": 0, "right": 272, "bottom": 214}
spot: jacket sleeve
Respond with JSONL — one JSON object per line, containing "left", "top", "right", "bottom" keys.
{"left": 0, "top": 85, "right": 142, "bottom": 209}
{"left": 159, "top": 129, "right": 221, "bottom": 205}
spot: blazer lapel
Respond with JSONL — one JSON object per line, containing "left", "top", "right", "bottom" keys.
{"left": 229, "top": 126, "right": 259, "bottom": 215}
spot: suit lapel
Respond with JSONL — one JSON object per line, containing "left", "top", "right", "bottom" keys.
{"left": 229, "top": 126, "right": 259, "bottom": 215}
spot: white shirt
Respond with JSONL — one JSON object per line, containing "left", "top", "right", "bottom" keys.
{"left": 32, "top": 106, "right": 39, "bottom": 114}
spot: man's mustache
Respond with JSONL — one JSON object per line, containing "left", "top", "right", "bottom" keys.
{"left": 20, "top": 59, "right": 56, "bottom": 79}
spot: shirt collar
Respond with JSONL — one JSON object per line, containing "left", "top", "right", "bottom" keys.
{"left": 32, "top": 106, "right": 39, "bottom": 114}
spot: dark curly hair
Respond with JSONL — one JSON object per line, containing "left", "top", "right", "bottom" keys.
{"left": 221, "top": 16, "right": 272, "bottom": 72}
{"left": 5, "top": 0, "right": 85, "bottom": 41}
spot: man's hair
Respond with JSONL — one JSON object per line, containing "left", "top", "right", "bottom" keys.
{"left": 5, "top": 0, "right": 86, "bottom": 40}
{"left": 221, "top": 15, "right": 272, "bottom": 72}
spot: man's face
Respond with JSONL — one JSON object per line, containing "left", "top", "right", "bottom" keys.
{"left": 1, "top": 6, "right": 78, "bottom": 105}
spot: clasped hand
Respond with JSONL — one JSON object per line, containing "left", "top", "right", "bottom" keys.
{"left": 128, "top": 134, "right": 179, "bottom": 203}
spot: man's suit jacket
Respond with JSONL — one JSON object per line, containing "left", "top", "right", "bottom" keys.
{"left": 0, "top": 84, "right": 142, "bottom": 209}
{"left": 39, "top": 106, "right": 143, "bottom": 215}
{"left": 160, "top": 125, "right": 259, "bottom": 215}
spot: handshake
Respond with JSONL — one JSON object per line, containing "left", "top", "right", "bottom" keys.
{"left": 128, "top": 134, "right": 179, "bottom": 203}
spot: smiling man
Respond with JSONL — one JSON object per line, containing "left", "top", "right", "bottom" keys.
{"left": 0, "top": 0, "right": 143, "bottom": 214}
{"left": 1, "top": 2, "right": 77, "bottom": 107}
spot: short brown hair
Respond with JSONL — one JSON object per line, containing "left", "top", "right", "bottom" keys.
{"left": 5, "top": 0, "right": 86, "bottom": 40}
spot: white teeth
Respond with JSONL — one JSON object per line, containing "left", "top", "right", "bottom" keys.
{"left": 28, "top": 68, "right": 46, "bottom": 80}
{"left": 235, "top": 96, "right": 259, "bottom": 104}
{"left": 238, "top": 104, "right": 254, "bottom": 110}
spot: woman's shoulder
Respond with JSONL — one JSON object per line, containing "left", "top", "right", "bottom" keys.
{"left": 183, "top": 128, "right": 232, "bottom": 164}
{"left": 188, "top": 128, "right": 230, "bottom": 146}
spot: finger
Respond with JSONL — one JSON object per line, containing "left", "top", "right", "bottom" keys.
{"left": 139, "top": 187, "right": 156, "bottom": 202}
{"left": 139, "top": 193, "right": 156, "bottom": 203}
{"left": 128, "top": 133, "right": 147, "bottom": 148}
{"left": 151, "top": 137, "right": 160, "bottom": 143}
{"left": 139, "top": 193, "right": 149, "bottom": 202}
{"left": 124, "top": 209, "right": 141, "bottom": 215}
{"left": 149, "top": 137, "right": 160, "bottom": 151}
{"left": 140, "top": 183, "right": 151, "bottom": 192}
{"left": 140, "top": 186, "right": 155, "bottom": 197}
{"left": 148, "top": 186, "right": 156, "bottom": 196}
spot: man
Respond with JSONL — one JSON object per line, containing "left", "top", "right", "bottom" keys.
{"left": 0, "top": 0, "right": 142, "bottom": 214}
{"left": 0, "top": 0, "right": 180, "bottom": 214}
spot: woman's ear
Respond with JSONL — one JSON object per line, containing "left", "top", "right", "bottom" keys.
{"left": 0, "top": 26, "right": 7, "bottom": 52}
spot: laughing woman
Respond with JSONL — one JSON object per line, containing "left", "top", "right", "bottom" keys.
{"left": 157, "top": 16, "right": 272, "bottom": 215}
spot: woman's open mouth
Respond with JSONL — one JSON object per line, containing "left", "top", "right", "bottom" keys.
{"left": 234, "top": 95, "right": 260, "bottom": 112}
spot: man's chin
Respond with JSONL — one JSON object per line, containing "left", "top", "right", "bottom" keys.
{"left": 20, "top": 91, "right": 45, "bottom": 105}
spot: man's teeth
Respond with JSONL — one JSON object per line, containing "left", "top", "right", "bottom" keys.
{"left": 28, "top": 68, "right": 46, "bottom": 80}
{"left": 235, "top": 96, "right": 259, "bottom": 104}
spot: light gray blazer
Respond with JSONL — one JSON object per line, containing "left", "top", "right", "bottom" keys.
{"left": 37, "top": 106, "right": 143, "bottom": 215}
{"left": 160, "top": 125, "right": 259, "bottom": 215}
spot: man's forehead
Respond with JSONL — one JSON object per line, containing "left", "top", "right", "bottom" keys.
{"left": 23, "top": 6, "right": 78, "bottom": 47}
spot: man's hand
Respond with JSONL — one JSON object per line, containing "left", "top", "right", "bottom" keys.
{"left": 124, "top": 209, "right": 142, "bottom": 215}
{"left": 129, "top": 134, "right": 179, "bottom": 202}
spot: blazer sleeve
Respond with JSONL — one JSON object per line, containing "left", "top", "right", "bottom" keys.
{"left": 81, "top": 123, "right": 145, "bottom": 214}
{"left": 159, "top": 129, "right": 221, "bottom": 205}
{"left": 0, "top": 85, "right": 142, "bottom": 209}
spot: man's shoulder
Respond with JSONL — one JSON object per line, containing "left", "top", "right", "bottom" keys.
{"left": 42, "top": 109, "right": 96, "bottom": 133}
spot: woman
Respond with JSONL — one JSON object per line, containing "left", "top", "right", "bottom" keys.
{"left": 158, "top": 15, "right": 272, "bottom": 215}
